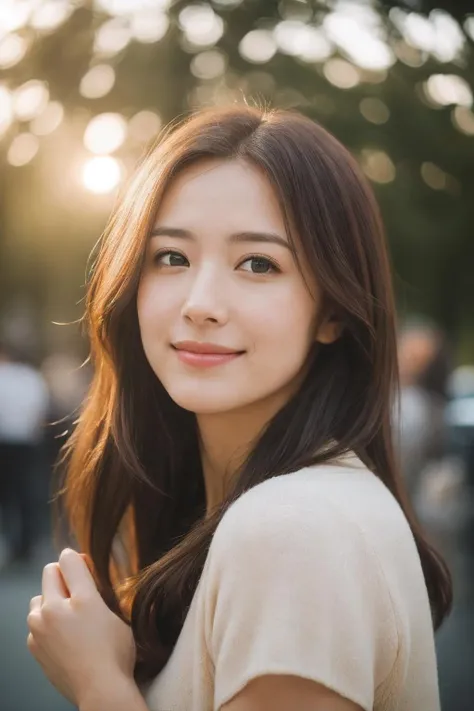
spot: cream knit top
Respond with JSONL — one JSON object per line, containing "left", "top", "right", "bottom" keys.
{"left": 144, "top": 453, "right": 441, "bottom": 711}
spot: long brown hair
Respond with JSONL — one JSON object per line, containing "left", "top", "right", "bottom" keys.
{"left": 56, "top": 105, "right": 452, "bottom": 682}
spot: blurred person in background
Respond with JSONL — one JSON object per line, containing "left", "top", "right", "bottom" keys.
{"left": 395, "top": 321, "right": 451, "bottom": 502}
{"left": 445, "top": 365, "right": 474, "bottom": 492}
{"left": 0, "top": 340, "right": 49, "bottom": 565}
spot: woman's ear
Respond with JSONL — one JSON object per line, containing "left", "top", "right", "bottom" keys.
{"left": 315, "top": 312, "right": 344, "bottom": 345}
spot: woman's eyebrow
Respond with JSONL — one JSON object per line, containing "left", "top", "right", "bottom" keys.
{"left": 150, "top": 226, "right": 293, "bottom": 252}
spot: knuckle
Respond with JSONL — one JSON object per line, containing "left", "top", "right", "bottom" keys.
{"left": 29, "top": 595, "right": 42, "bottom": 612}
{"left": 59, "top": 548, "right": 73, "bottom": 563}
{"left": 26, "top": 610, "right": 40, "bottom": 632}
{"left": 26, "top": 633, "right": 38, "bottom": 656}
{"left": 43, "top": 562, "right": 58, "bottom": 576}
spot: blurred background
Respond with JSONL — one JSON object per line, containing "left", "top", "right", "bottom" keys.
{"left": 0, "top": 0, "right": 473, "bottom": 709}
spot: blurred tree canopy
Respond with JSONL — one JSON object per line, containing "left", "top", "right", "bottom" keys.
{"left": 0, "top": 0, "right": 473, "bottom": 359}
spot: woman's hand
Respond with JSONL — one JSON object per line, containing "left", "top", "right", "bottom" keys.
{"left": 27, "top": 548, "right": 136, "bottom": 708}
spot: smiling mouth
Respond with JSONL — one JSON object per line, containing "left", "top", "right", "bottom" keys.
{"left": 172, "top": 341, "right": 245, "bottom": 355}
{"left": 171, "top": 343, "right": 245, "bottom": 368}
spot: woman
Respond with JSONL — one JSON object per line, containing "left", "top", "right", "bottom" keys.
{"left": 26, "top": 105, "right": 452, "bottom": 711}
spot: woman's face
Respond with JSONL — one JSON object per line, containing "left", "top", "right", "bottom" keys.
{"left": 137, "top": 159, "right": 336, "bottom": 415}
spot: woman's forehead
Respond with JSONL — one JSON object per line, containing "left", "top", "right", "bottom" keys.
{"left": 154, "top": 159, "right": 288, "bottom": 236}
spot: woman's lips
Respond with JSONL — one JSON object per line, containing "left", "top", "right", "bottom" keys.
{"left": 172, "top": 345, "right": 244, "bottom": 369}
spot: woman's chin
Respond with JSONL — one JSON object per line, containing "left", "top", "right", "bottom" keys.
{"left": 167, "top": 388, "right": 245, "bottom": 416}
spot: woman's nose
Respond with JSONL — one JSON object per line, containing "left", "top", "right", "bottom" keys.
{"left": 180, "top": 268, "right": 228, "bottom": 326}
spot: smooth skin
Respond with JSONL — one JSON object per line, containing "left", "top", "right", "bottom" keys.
{"left": 27, "top": 549, "right": 146, "bottom": 711}
{"left": 137, "top": 159, "right": 341, "bottom": 510}
{"left": 27, "top": 160, "right": 361, "bottom": 710}
{"left": 221, "top": 676, "right": 364, "bottom": 711}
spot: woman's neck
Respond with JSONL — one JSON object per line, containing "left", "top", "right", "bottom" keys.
{"left": 197, "top": 388, "right": 295, "bottom": 514}
{"left": 197, "top": 410, "right": 258, "bottom": 515}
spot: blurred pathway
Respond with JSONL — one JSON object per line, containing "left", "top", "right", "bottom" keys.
{"left": 424, "top": 495, "right": 474, "bottom": 711}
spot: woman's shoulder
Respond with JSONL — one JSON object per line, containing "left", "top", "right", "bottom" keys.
{"left": 208, "top": 451, "right": 417, "bottom": 587}
{"left": 216, "top": 452, "right": 404, "bottom": 538}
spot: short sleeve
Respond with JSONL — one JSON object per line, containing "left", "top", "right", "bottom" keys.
{"left": 204, "top": 484, "right": 398, "bottom": 711}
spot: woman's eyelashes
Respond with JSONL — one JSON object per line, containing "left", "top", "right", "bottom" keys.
{"left": 152, "top": 250, "right": 282, "bottom": 275}
{"left": 237, "top": 255, "right": 281, "bottom": 274}
{"left": 153, "top": 250, "right": 189, "bottom": 267}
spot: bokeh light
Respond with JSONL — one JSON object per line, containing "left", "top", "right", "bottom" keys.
{"left": 131, "top": 11, "right": 169, "bottom": 43}
{"left": 95, "top": 0, "right": 172, "bottom": 13}
{"left": 179, "top": 5, "right": 224, "bottom": 48}
{"left": 80, "top": 64, "right": 116, "bottom": 99}
{"left": 393, "top": 40, "right": 426, "bottom": 68}
{"left": 13, "top": 80, "right": 49, "bottom": 121}
{"left": 360, "top": 149, "right": 396, "bottom": 184}
{"left": 428, "top": 11, "right": 465, "bottom": 63}
{"left": 0, "top": 1, "right": 30, "bottom": 34}
{"left": 83, "top": 112, "right": 127, "bottom": 154}
{"left": 390, "top": 9, "right": 465, "bottom": 63}
{"left": 465, "top": 17, "right": 474, "bottom": 41}
{"left": 0, "top": 34, "right": 29, "bottom": 69}
{"left": 7, "top": 132, "right": 39, "bottom": 167}
{"left": 324, "top": 7, "right": 395, "bottom": 71}
{"left": 359, "top": 97, "right": 390, "bottom": 124}
{"left": 94, "top": 18, "right": 131, "bottom": 56}
{"left": 452, "top": 106, "right": 474, "bottom": 136}
{"left": 30, "top": 1, "right": 75, "bottom": 33}
{"left": 297, "top": 28, "right": 333, "bottom": 63}
{"left": 421, "top": 162, "right": 448, "bottom": 190}
{"left": 82, "top": 155, "right": 122, "bottom": 194}
{"left": 425, "top": 74, "right": 473, "bottom": 108}
{"left": 239, "top": 30, "right": 277, "bottom": 64}
{"left": 191, "top": 50, "right": 227, "bottom": 80}
{"left": 323, "top": 58, "right": 360, "bottom": 90}
{"left": 274, "top": 21, "right": 319, "bottom": 58}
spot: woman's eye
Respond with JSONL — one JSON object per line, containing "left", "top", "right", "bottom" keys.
{"left": 239, "top": 256, "right": 279, "bottom": 274}
{"left": 154, "top": 251, "right": 189, "bottom": 267}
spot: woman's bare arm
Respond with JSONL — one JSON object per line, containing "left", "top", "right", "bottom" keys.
{"left": 220, "top": 674, "right": 365, "bottom": 711}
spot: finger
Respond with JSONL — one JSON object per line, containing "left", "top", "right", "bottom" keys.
{"left": 42, "top": 563, "right": 69, "bottom": 603}
{"left": 58, "top": 548, "right": 97, "bottom": 598}
{"left": 27, "top": 632, "right": 39, "bottom": 658}
{"left": 80, "top": 553, "right": 94, "bottom": 576}
{"left": 80, "top": 553, "right": 100, "bottom": 588}
{"left": 27, "top": 607, "right": 42, "bottom": 635}
{"left": 29, "top": 595, "right": 42, "bottom": 612}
